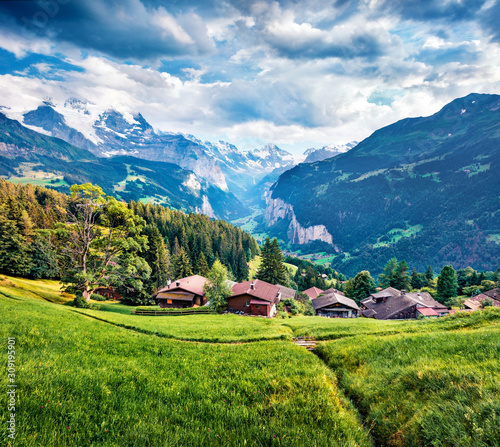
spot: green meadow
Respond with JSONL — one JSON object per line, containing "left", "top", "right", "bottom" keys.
{"left": 316, "top": 311, "right": 500, "bottom": 446}
{"left": 1, "top": 276, "right": 499, "bottom": 446}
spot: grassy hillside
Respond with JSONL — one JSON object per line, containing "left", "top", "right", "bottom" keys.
{"left": 0, "top": 281, "right": 370, "bottom": 447}
{"left": 2, "top": 276, "right": 499, "bottom": 446}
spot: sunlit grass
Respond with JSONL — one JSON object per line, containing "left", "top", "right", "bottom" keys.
{"left": 0, "top": 295, "right": 370, "bottom": 447}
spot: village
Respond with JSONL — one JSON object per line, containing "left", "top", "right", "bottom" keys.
{"left": 95, "top": 274, "right": 500, "bottom": 320}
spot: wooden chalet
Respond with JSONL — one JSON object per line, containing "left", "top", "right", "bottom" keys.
{"left": 94, "top": 287, "right": 122, "bottom": 300}
{"left": 227, "top": 279, "right": 286, "bottom": 317}
{"left": 154, "top": 275, "right": 208, "bottom": 308}
{"left": 360, "top": 287, "right": 449, "bottom": 320}
{"left": 312, "top": 292, "right": 359, "bottom": 318}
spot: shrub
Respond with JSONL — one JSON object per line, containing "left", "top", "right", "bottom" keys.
{"left": 91, "top": 293, "right": 106, "bottom": 301}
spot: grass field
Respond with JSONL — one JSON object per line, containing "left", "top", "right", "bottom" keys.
{"left": 316, "top": 309, "right": 500, "bottom": 447}
{"left": 1, "top": 285, "right": 370, "bottom": 447}
{"left": 2, "top": 276, "right": 499, "bottom": 446}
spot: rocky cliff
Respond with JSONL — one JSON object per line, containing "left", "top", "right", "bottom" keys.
{"left": 265, "top": 196, "right": 334, "bottom": 245}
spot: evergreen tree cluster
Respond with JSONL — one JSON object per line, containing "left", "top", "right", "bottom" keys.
{"left": 0, "top": 180, "right": 259, "bottom": 301}
{"left": 285, "top": 256, "right": 345, "bottom": 292}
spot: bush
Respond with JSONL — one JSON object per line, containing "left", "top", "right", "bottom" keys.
{"left": 72, "top": 293, "right": 100, "bottom": 310}
{"left": 91, "top": 293, "right": 106, "bottom": 301}
{"left": 278, "top": 311, "right": 288, "bottom": 319}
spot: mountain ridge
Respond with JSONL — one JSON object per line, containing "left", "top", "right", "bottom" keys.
{"left": 266, "top": 93, "right": 500, "bottom": 275}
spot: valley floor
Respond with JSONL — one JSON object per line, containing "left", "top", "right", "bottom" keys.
{"left": 1, "top": 276, "right": 499, "bottom": 446}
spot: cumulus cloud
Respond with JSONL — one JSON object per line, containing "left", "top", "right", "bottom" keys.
{"left": 0, "top": 0, "right": 499, "bottom": 153}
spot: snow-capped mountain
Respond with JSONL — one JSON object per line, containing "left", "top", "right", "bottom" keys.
{"left": 8, "top": 97, "right": 301, "bottom": 203}
{"left": 302, "top": 142, "right": 358, "bottom": 164}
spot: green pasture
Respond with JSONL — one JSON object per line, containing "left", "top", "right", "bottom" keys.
{"left": 1, "top": 276, "right": 499, "bottom": 446}
{"left": 0, "top": 290, "right": 369, "bottom": 447}
{"left": 316, "top": 308, "right": 500, "bottom": 447}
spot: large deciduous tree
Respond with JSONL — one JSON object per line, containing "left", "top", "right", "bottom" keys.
{"left": 59, "top": 184, "right": 150, "bottom": 301}
{"left": 204, "top": 259, "right": 232, "bottom": 312}
{"left": 350, "top": 270, "right": 377, "bottom": 302}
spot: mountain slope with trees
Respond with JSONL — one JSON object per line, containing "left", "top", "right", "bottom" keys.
{"left": 267, "top": 93, "right": 500, "bottom": 275}
{"left": 0, "top": 113, "right": 247, "bottom": 220}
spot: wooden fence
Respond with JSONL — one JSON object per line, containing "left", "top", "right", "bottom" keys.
{"left": 131, "top": 309, "right": 216, "bottom": 316}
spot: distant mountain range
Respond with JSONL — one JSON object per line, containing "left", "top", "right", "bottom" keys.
{"left": 7, "top": 98, "right": 355, "bottom": 205}
{"left": 265, "top": 93, "right": 500, "bottom": 275}
{"left": 0, "top": 96, "right": 355, "bottom": 221}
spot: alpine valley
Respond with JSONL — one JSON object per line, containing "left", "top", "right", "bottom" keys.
{"left": 0, "top": 93, "right": 498, "bottom": 275}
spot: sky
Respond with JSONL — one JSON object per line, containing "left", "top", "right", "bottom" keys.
{"left": 0, "top": 0, "right": 500, "bottom": 154}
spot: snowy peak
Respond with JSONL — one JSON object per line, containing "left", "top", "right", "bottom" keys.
{"left": 303, "top": 142, "right": 357, "bottom": 163}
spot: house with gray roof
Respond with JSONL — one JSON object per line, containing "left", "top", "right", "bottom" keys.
{"left": 312, "top": 292, "right": 359, "bottom": 318}
{"left": 360, "top": 288, "right": 449, "bottom": 320}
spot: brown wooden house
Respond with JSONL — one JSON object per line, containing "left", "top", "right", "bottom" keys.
{"left": 227, "top": 279, "right": 284, "bottom": 317}
{"left": 312, "top": 292, "right": 359, "bottom": 318}
{"left": 153, "top": 275, "right": 208, "bottom": 308}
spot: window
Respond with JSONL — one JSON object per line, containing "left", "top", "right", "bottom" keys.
{"left": 246, "top": 301, "right": 250, "bottom": 306}
{"left": 167, "top": 299, "right": 172, "bottom": 304}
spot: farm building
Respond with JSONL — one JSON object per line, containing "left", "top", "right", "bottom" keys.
{"left": 154, "top": 275, "right": 208, "bottom": 308}
{"left": 360, "top": 288, "right": 449, "bottom": 320}
{"left": 227, "top": 279, "right": 287, "bottom": 317}
{"left": 312, "top": 292, "right": 359, "bottom": 318}
{"left": 94, "top": 287, "right": 122, "bottom": 300}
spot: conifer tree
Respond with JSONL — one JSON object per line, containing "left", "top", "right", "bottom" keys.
{"left": 379, "top": 258, "right": 398, "bottom": 288}
{"left": 436, "top": 265, "right": 458, "bottom": 303}
{"left": 394, "top": 260, "right": 411, "bottom": 290}
{"left": 173, "top": 247, "right": 193, "bottom": 278}
{"left": 425, "top": 265, "right": 434, "bottom": 285}
{"left": 144, "top": 224, "right": 170, "bottom": 292}
{"left": 197, "top": 252, "right": 210, "bottom": 277}
{"left": 256, "top": 237, "right": 289, "bottom": 285}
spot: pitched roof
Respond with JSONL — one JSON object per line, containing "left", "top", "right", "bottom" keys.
{"left": 155, "top": 275, "right": 208, "bottom": 297}
{"left": 303, "top": 287, "right": 324, "bottom": 299}
{"left": 483, "top": 288, "right": 500, "bottom": 300}
{"left": 464, "top": 294, "right": 500, "bottom": 309}
{"left": 278, "top": 285, "right": 296, "bottom": 300}
{"left": 312, "top": 292, "right": 360, "bottom": 311}
{"left": 417, "top": 307, "right": 439, "bottom": 316}
{"left": 321, "top": 288, "right": 345, "bottom": 296}
{"left": 231, "top": 279, "right": 281, "bottom": 304}
{"left": 371, "top": 287, "right": 400, "bottom": 299}
{"left": 362, "top": 287, "right": 449, "bottom": 320}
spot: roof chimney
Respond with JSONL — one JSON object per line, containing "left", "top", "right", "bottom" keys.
{"left": 401, "top": 289, "right": 406, "bottom": 296}
{"left": 176, "top": 280, "right": 180, "bottom": 287}
{"left": 250, "top": 280, "right": 255, "bottom": 290}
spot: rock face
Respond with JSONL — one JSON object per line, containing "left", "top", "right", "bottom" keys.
{"left": 265, "top": 196, "right": 333, "bottom": 245}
